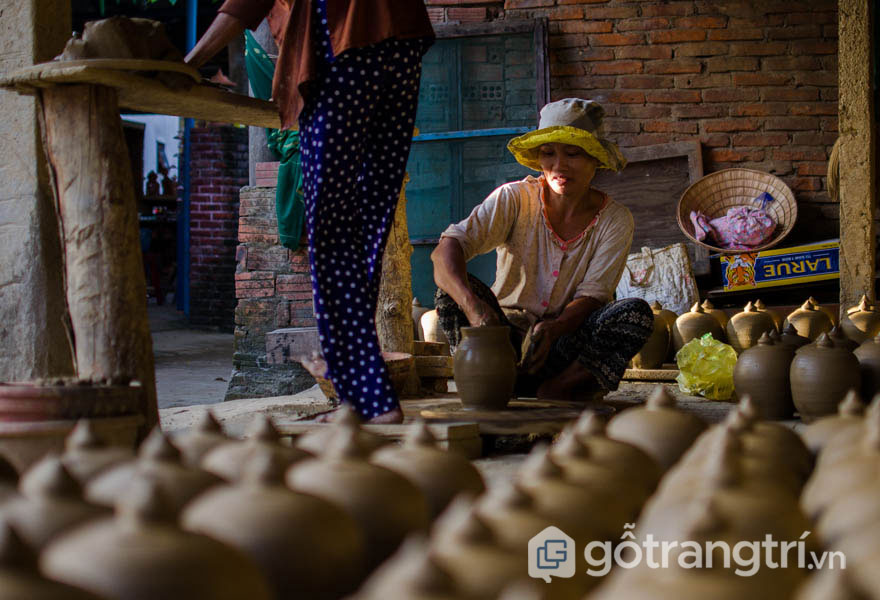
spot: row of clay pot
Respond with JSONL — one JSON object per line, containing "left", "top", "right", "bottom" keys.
{"left": 795, "top": 395, "right": 880, "bottom": 598}
{"left": 592, "top": 398, "right": 815, "bottom": 600}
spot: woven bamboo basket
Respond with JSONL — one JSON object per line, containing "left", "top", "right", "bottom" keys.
{"left": 677, "top": 168, "right": 797, "bottom": 254}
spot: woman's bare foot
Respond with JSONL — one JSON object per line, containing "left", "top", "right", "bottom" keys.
{"left": 536, "top": 360, "right": 596, "bottom": 402}
{"left": 314, "top": 406, "right": 404, "bottom": 424}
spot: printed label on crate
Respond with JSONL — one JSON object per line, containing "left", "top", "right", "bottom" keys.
{"left": 720, "top": 241, "right": 839, "bottom": 291}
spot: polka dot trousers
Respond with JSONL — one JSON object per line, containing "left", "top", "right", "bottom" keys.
{"left": 299, "top": 31, "right": 425, "bottom": 420}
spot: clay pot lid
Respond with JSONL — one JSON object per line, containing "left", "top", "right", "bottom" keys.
{"left": 768, "top": 329, "right": 782, "bottom": 343}
{"left": 323, "top": 413, "right": 372, "bottom": 461}
{"left": 742, "top": 300, "right": 756, "bottom": 313}
{"left": 689, "top": 302, "right": 705, "bottom": 314}
{"left": 839, "top": 389, "right": 866, "bottom": 417}
{"left": 404, "top": 420, "right": 439, "bottom": 450}
{"left": 138, "top": 428, "right": 182, "bottom": 463}
{"left": 754, "top": 299, "right": 767, "bottom": 309}
{"left": 65, "top": 420, "right": 105, "bottom": 451}
{"left": 240, "top": 445, "right": 288, "bottom": 487}
{"left": 0, "top": 521, "right": 37, "bottom": 571}
{"left": 650, "top": 300, "right": 662, "bottom": 312}
{"left": 517, "top": 444, "right": 565, "bottom": 482}
{"left": 115, "top": 477, "right": 177, "bottom": 526}
{"left": 247, "top": 414, "right": 283, "bottom": 443}
{"left": 800, "top": 300, "right": 817, "bottom": 312}
{"left": 19, "top": 455, "right": 82, "bottom": 499}
{"left": 194, "top": 410, "right": 224, "bottom": 434}
{"left": 755, "top": 332, "right": 774, "bottom": 346}
{"left": 362, "top": 534, "right": 459, "bottom": 597}
{"left": 829, "top": 326, "right": 859, "bottom": 350}
{"left": 431, "top": 495, "right": 495, "bottom": 546}
{"left": 646, "top": 385, "right": 676, "bottom": 410}
{"left": 0, "top": 455, "right": 17, "bottom": 486}
{"left": 552, "top": 427, "right": 592, "bottom": 461}
{"left": 573, "top": 410, "right": 607, "bottom": 438}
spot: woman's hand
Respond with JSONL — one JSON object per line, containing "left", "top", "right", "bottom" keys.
{"left": 521, "top": 320, "right": 561, "bottom": 374}
{"left": 463, "top": 297, "right": 501, "bottom": 327}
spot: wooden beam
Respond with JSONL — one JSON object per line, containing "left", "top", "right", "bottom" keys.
{"left": 838, "top": 0, "right": 876, "bottom": 307}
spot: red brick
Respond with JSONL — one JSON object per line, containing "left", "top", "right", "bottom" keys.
{"left": 674, "top": 73, "right": 732, "bottom": 89}
{"left": 761, "top": 88, "right": 819, "bottom": 102}
{"left": 553, "top": 47, "right": 614, "bottom": 62}
{"left": 601, "top": 91, "right": 645, "bottom": 104}
{"left": 641, "top": 4, "right": 694, "bottom": 17}
{"left": 793, "top": 132, "right": 839, "bottom": 146}
{"left": 558, "top": 75, "right": 615, "bottom": 90}
{"left": 791, "top": 177, "right": 822, "bottom": 192}
{"left": 795, "top": 72, "right": 837, "bottom": 87}
{"left": 762, "top": 56, "right": 821, "bottom": 71}
{"left": 235, "top": 270, "right": 274, "bottom": 281}
{"left": 674, "top": 42, "right": 729, "bottom": 57}
{"left": 707, "top": 28, "right": 763, "bottom": 41}
{"left": 701, "top": 134, "right": 731, "bottom": 147}
{"left": 729, "top": 42, "right": 787, "bottom": 56}
{"left": 732, "top": 133, "right": 790, "bottom": 147}
{"left": 821, "top": 117, "right": 838, "bottom": 132}
{"left": 619, "top": 74, "right": 674, "bottom": 89}
{"left": 603, "top": 119, "right": 641, "bottom": 134}
{"left": 732, "top": 73, "right": 792, "bottom": 86}
{"left": 503, "top": 0, "right": 552, "bottom": 9}
{"left": 702, "top": 88, "right": 760, "bottom": 102}
{"left": 820, "top": 88, "right": 838, "bottom": 102}
{"left": 644, "top": 60, "right": 702, "bottom": 74}
{"left": 614, "top": 46, "right": 673, "bottom": 60}
{"left": 672, "top": 105, "right": 726, "bottom": 119}
{"left": 645, "top": 90, "right": 702, "bottom": 103}
{"left": 619, "top": 105, "right": 672, "bottom": 119}
{"left": 703, "top": 118, "right": 760, "bottom": 132}
{"left": 731, "top": 103, "right": 789, "bottom": 117}
{"left": 788, "top": 11, "right": 836, "bottom": 25}
{"left": 447, "top": 7, "right": 486, "bottom": 21}
{"left": 550, "top": 62, "right": 585, "bottom": 76}
{"left": 798, "top": 162, "right": 831, "bottom": 176}
{"left": 649, "top": 29, "right": 706, "bottom": 44}
{"left": 554, "top": 0, "right": 609, "bottom": 3}
{"left": 616, "top": 133, "right": 674, "bottom": 147}
{"left": 768, "top": 25, "right": 821, "bottom": 40}
{"left": 590, "top": 33, "right": 644, "bottom": 46}
{"left": 591, "top": 61, "right": 643, "bottom": 75}
{"left": 557, "top": 20, "right": 612, "bottom": 33}
{"left": 615, "top": 17, "right": 670, "bottom": 31}
{"left": 771, "top": 148, "right": 828, "bottom": 161}
{"left": 790, "top": 41, "right": 837, "bottom": 55}
{"left": 765, "top": 116, "right": 821, "bottom": 131}
{"left": 677, "top": 16, "right": 726, "bottom": 29}
{"left": 550, "top": 6, "right": 585, "bottom": 19}
{"left": 705, "top": 57, "right": 759, "bottom": 72}
{"left": 709, "top": 149, "right": 766, "bottom": 162}
{"left": 426, "top": 7, "right": 444, "bottom": 23}
{"left": 583, "top": 6, "right": 638, "bottom": 18}
{"left": 644, "top": 121, "right": 699, "bottom": 134}
{"left": 823, "top": 24, "right": 838, "bottom": 39}
{"left": 788, "top": 103, "right": 838, "bottom": 117}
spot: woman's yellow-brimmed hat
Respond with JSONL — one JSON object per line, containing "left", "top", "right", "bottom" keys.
{"left": 507, "top": 98, "right": 627, "bottom": 172}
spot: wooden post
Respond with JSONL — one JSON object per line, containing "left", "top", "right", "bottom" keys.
{"left": 39, "top": 84, "right": 158, "bottom": 430}
{"left": 838, "top": 0, "right": 876, "bottom": 308}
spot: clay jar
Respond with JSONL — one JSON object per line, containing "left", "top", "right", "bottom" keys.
{"left": 41, "top": 480, "right": 272, "bottom": 600}
{"left": 801, "top": 390, "right": 865, "bottom": 455}
{"left": 828, "top": 325, "right": 859, "bottom": 352}
{"left": 778, "top": 323, "right": 811, "bottom": 351}
{"left": 0, "top": 522, "right": 105, "bottom": 600}
{"left": 0, "top": 456, "right": 18, "bottom": 507}
{"left": 784, "top": 300, "right": 833, "bottom": 341}
{"left": 632, "top": 306, "right": 670, "bottom": 369}
{"left": 411, "top": 298, "right": 431, "bottom": 341}
{"left": 842, "top": 295, "right": 880, "bottom": 344}
{"left": 854, "top": 334, "right": 880, "bottom": 400}
{"left": 671, "top": 302, "right": 725, "bottom": 353}
{"left": 420, "top": 310, "right": 449, "bottom": 345}
{"left": 606, "top": 386, "right": 707, "bottom": 471}
{"left": 733, "top": 333, "right": 796, "bottom": 419}
{"left": 1, "top": 455, "right": 108, "bottom": 551}
{"left": 754, "top": 299, "right": 784, "bottom": 332}
{"left": 173, "top": 411, "right": 227, "bottom": 468}
{"left": 650, "top": 301, "right": 678, "bottom": 361}
{"left": 453, "top": 326, "right": 517, "bottom": 410}
{"left": 790, "top": 333, "right": 861, "bottom": 423}
{"left": 809, "top": 296, "right": 839, "bottom": 326}
{"left": 701, "top": 299, "right": 729, "bottom": 330}
{"left": 371, "top": 421, "right": 485, "bottom": 520}
{"left": 61, "top": 420, "right": 134, "bottom": 484}
{"left": 182, "top": 447, "right": 366, "bottom": 600}
{"left": 286, "top": 420, "right": 430, "bottom": 572}
{"left": 725, "top": 301, "right": 776, "bottom": 354}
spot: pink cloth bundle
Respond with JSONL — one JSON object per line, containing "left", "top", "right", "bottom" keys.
{"left": 690, "top": 200, "right": 777, "bottom": 251}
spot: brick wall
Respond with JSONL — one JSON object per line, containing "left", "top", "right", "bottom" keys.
{"left": 189, "top": 122, "right": 249, "bottom": 330}
{"left": 427, "top": 0, "right": 844, "bottom": 241}
{"left": 227, "top": 186, "right": 315, "bottom": 400}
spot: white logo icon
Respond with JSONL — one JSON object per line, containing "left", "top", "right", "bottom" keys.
{"left": 528, "top": 526, "right": 575, "bottom": 583}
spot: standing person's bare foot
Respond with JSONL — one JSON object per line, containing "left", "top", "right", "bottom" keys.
{"left": 314, "top": 406, "right": 404, "bottom": 423}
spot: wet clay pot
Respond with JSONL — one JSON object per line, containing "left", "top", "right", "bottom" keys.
{"left": 801, "top": 390, "right": 865, "bottom": 456}
{"left": 0, "top": 455, "right": 108, "bottom": 551}
{"left": 778, "top": 323, "right": 811, "bottom": 351}
{"left": 61, "top": 420, "right": 134, "bottom": 484}
{"left": 371, "top": 421, "right": 485, "bottom": 520}
{"left": 733, "top": 333, "right": 796, "bottom": 419}
{"left": 701, "top": 299, "right": 729, "bottom": 330}
{"left": 412, "top": 298, "right": 431, "bottom": 341}
{"left": 808, "top": 296, "right": 840, "bottom": 326}
{"left": 286, "top": 420, "right": 430, "bottom": 572}
{"left": 725, "top": 301, "right": 776, "bottom": 354}
{"left": 183, "top": 447, "right": 366, "bottom": 600}
{"left": 816, "top": 476, "right": 880, "bottom": 548}
{"left": 42, "top": 480, "right": 273, "bottom": 600}
{"left": 671, "top": 302, "right": 725, "bottom": 353}
{"left": 754, "top": 299, "right": 784, "bottom": 332}
{"left": 854, "top": 334, "right": 880, "bottom": 400}
{"left": 453, "top": 326, "right": 517, "bottom": 410}
{"left": 790, "top": 333, "right": 861, "bottom": 423}
{"left": 297, "top": 406, "right": 387, "bottom": 456}
{"left": 420, "top": 310, "right": 449, "bottom": 345}
{"left": 86, "top": 428, "right": 221, "bottom": 512}
{"left": 842, "top": 295, "right": 880, "bottom": 345}
{"left": 201, "top": 414, "right": 310, "bottom": 482}
{"left": 828, "top": 325, "right": 859, "bottom": 352}
{"left": 173, "top": 411, "right": 228, "bottom": 468}
{"left": 784, "top": 300, "right": 833, "bottom": 341}
{"left": 650, "top": 301, "right": 679, "bottom": 362}
{"left": 0, "top": 522, "right": 106, "bottom": 600}
{"left": 606, "top": 386, "right": 707, "bottom": 471}
{"left": 632, "top": 308, "right": 670, "bottom": 369}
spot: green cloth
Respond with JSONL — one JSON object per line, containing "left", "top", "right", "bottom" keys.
{"left": 245, "top": 30, "right": 305, "bottom": 251}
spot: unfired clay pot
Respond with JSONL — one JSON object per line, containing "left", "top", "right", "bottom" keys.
{"left": 0, "top": 455, "right": 108, "bottom": 551}
{"left": 42, "top": 479, "right": 272, "bottom": 600}
{"left": 801, "top": 390, "right": 865, "bottom": 455}
{"left": 420, "top": 310, "right": 449, "bottom": 345}
{"left": 412, "top": 298, "right": 431, "bottom": 341}
{"left": 808, "top": 296, "right": 839, "bottom": 326}
{"left": 173, "top": 411, "right": 227, "bottom": 468}
{"left": 86, "top": 428, "right": 221, "bottom": 512}
{"left": 632, "top": 308, "right": 670, "bottom": 369}
{"left": 371, "top": 421, "right": 485, "bottom": 519}
{"left": 0, "top": 456, "right": 18, "bottom": 507}
{"left": 296, "top": 406, "right": 387, "bottom": 456}
{"left": 671, "top": 302, "right": 724, "bottom": 352}
{"left": 829, "top": 325, "right": 859, "bottom": 352}
{"left": 201, "top": 414, "right": 310, "bottom": 482}
{"left": 854, "top": 334, "right": 880, "bottom": 400}
{"left": 286, "top": 421, "right": 430, "bottom": 572}
{"left": 701, "top": 299, "right": 729, "bottom": 330}
{"left": 816, "top": 476, "right": 880, "bottom": 548}
{"left": 453, "top": 326, "right": 517, "bottom": 410}
{"left": 182, "top": 447, "right": 366, "bottom": 600}
{"left": 779, "top": 323, "right": 811, "bottom": 350}
{"left": 0, "top": 522, "right": 106, "bottom": 600}
{"left": 790, "top": 333, "right": 861, "bottom": 423}
{"left": 725, "top": 301, "right": 776, "bottom": 354}
{"left": 733, "top": 333, "right": 795, "bottom": 419}
{"left": 60, "top": 420, "right": 134, "bottom": 485}
{"left": 784, "top": 300, "right": 833, "bottom": 340}
{"left": 754, "top": 299, "right": 784, "bottom": 332}
{"left": 842, "top": 295, "right": 880, "bottom": 344}
{"left": 650, "top": 301, "right": 679, "bottom": 361}
{"left": 606, "top": 386, "right": 707, "bottom": 470}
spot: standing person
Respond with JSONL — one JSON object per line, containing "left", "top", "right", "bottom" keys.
{"left": 186, "top": 1, "right": 434, "bottom": 423}
{"left": 431, "top": 98, "right": 653, "bottom": 401}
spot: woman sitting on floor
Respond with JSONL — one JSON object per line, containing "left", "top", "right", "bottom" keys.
{"left": 431, "top": 98, "right": 653, "bottom": 401}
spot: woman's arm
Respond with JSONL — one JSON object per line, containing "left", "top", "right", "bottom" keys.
{"left": 431, "top": 238, "right": 499, "bottom": 326}
{"left": 185, "top": 13, "right": 247, "bottom": 68}
{"left": 522, "top": 296, "right": 603, "bottom": 373}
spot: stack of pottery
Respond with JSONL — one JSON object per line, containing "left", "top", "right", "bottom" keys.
{"left": 60, "top": 420, "right": 134, "bottom": 484}
{"left": 733, "top": 332, "right": 796, "bottom": 419}
{"left": 173, "top": 411, "right": 228, "bottom": 468}
{"left": 754, "top": 299, "right": 784, "bottom": 332}
{"left": 606, "top": 386, "right": 707, "bottom": 471}
{"left": 650, "top": 301, "right": 679, "bottom": 362}
{"left": 842, "top": 295, "right": 880, "bottom": 344}
{"left": 784, "top": 300, "right": 833, "bottom": 341}
{"left": 725, "top": 301, "right": 776, "bottom": 354}
{"left": 854, "top": 334, "right": 880, "bottom": 399}
{"left": 801, "top": 391, "right": 865, "bottom": 455}
{"left": 809, "top": 296, "right": 839, "bottom": 327}
{"left": 790, "top": 333, "right": 860, "bottom": 422}
{"left": 632, "top": 303, "right": 671, "bottom": 369}
{"left": 671, "top": 302, "right": 725, "bottom": 353}
{"left": 701, "top": 299, "right": 729, "bottom": 330}
{"left": 453, "top": 326, "right": 517, "bottom": 410}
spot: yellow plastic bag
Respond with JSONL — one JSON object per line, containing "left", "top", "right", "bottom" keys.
{"left": 675, "top": 333, "right": 737, "bottom": 401}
